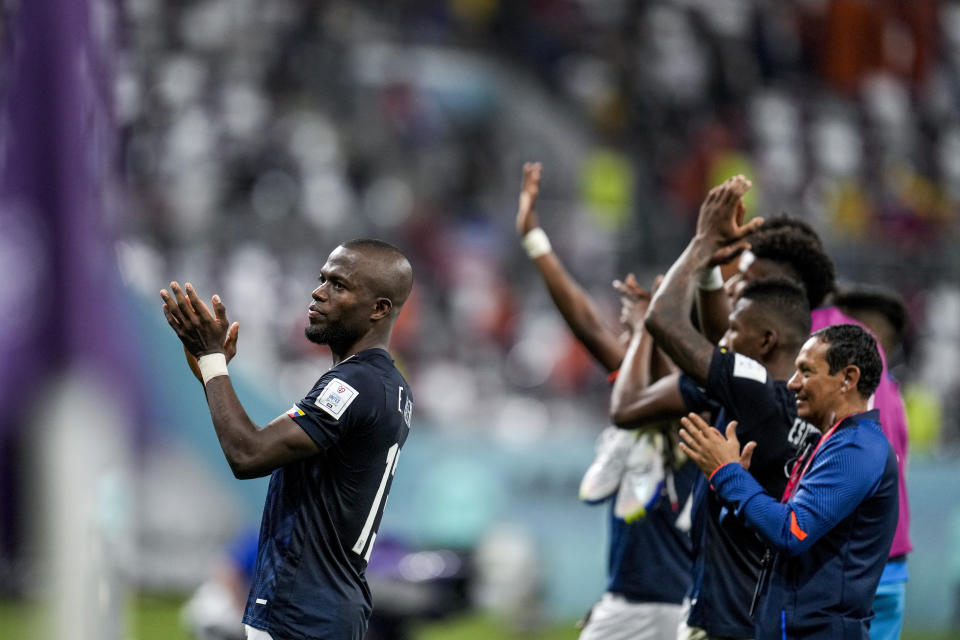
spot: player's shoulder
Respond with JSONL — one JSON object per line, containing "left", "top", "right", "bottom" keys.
{"left": 822, "top": 416, "right": 895, "bottom": 487}
{"left": 708, "top": 349, "right": 784, "bottom": 411}
{"left": 853, "top": 419, "right": 891, "bottom": 454}
{"left": 328, "top": 348, "right": 396, "bottom": 384}
{"left": 325, "top": 349, "right": 412, "bottom": 403}
{"left": 831, "top": 412, "right": 889, "bottom": 454}
{"left": 712, "top": 348, "right": 769, "bottom": 385}
{"left": 303, "top": 351, "right": 390, "bottom": 412}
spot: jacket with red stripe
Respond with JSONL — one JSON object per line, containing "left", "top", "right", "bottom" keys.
{"left": 709, "top": 410, "right": 898, "bottom": 639}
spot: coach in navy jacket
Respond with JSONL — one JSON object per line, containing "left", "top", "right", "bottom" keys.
{"left": 679, "top": 324, "right": 898, "bottom": 639}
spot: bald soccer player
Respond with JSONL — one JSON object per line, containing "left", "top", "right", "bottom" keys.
{"left": 161, "top": 239, "right": 415, "bottom": 640}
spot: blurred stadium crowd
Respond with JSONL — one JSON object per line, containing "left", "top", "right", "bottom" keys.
{"left": 115, "top": 0, "right": 960, "bottom": 447}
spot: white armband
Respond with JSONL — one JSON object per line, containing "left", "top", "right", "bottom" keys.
{"left": 522, "top": 228, "right": 552, "bottom": 259}
{"left": 697, "top": 266, "right": 724, "bottom": 291}
{"left": 198, "top": 353, "right": 229, "bottom": 385}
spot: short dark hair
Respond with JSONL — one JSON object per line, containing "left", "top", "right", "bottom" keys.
{"left": 740, "top": 278, "right": 812, "bottom": 347}
{"left": 339, "top": 238, "right": 413, "bottom": 309}
{"left": 748, "top": 227, "right": 836, "bottom": 309}
{"left": 811, "top": 324, "right": 882, "bottom": 397}
{"left": 758, "top": 215, "right": 823, "bottom": 247}
{"left": 833, "top": 285, "right": 908, "bottom": 342}
{"left": 341, "top": 238, "right": 406, "bottom": 255}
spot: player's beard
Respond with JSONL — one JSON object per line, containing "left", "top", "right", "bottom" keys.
{"left": 305, "top": 319, "right": 358, "bottom": 349}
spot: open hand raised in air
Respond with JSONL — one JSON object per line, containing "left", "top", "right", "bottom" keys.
{"left": 696, "top": 175, "right": 763, "bottom": 265}
{"left": 613, "top": 273, "right": 652, "bottom": 333}
{"left": 516, "top": 162, "right": 542, "bottom": 236}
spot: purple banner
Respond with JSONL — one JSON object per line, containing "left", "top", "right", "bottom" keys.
{"left": 0, "top": 0, "right": 136, "bottom": 562}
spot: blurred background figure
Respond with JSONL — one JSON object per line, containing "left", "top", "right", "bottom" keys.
{"left": 181, "top": 529, "right": 472, "bottom": 640}
{"left": 2, "top": 0, "right": 960, "bottom": 638}
{"left": 182, "top": 528, "right": 259, "bottom": 640}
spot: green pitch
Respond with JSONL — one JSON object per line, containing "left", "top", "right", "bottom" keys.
{"left": 0, "top": 596, "right": 955, "bottom": 640}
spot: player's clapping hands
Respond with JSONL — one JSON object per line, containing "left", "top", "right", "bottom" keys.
{"left": 678, "top": 412, "right": 756, "bottom": 477}
{"left": 161, "top": 282, "right": 240, "bottom": 381}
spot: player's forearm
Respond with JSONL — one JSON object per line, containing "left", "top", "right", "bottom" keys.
{"left": 610, "top": 374, "right": 685, "bottom": 427}
{"left": 645, "top": 236, "right": 715, "bottom": 384}
{"left": 609, "top": 329, "right": 652, "bottom": 423}
{"left": 650, "top": 345, "right": 678, "bottom": 381}
{"left": 696, "top": 287, "right": 731, "bottom": 345}
{"left": 534, "top": 253, "right": 624, "bottom": 371}
{"left": 204, "top": 376, "right": 267, "bottom": 479}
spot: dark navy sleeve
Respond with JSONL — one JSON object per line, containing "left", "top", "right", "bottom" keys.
{"left": 286, "top": 363, "right": 378, "bottom": 451}
{"left": 703, "top": 348, "right": 789, "bottom": 472}
{"left": 709, "top": 428, "right": 891, "bottom": 556}
{"left": 677, "top": 374, "right": 721, "bottom": 415}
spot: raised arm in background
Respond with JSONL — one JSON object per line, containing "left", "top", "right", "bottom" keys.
{"left": 516, "top": 162, "right": 625, "bottom": 372}
{"left": 693, "top": 196, "right": 748, "bottom": 346}
{"left": 644, "top": 176, "right": 762, "bottom": 386}
{"left": 696, "top": 285, "right": 733, "bottom": 347}
{"left": 609, "top": 276, "right": 688, "bottom": 427}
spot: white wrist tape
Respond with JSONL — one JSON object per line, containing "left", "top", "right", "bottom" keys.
{"left": 522, "top": 228, "right": 552, "bottom": 259}
{"left": 198, "top": 353, "right": 229, "bottom": 385}
{"left": 698, "top": 266, "right": 724, "bottom": 291}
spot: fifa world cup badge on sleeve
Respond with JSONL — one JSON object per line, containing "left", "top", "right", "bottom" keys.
{"left": 733, "top": 353, "right": 768, "bottom": 383}
{"left": 315, "top": 378, "right": 359, "bottom": 419}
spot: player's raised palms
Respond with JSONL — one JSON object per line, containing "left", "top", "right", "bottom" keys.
{"left": 697, "top": 175, "right": 763, "bottom": 266}
{"left": 161, "top": 281, "right": 240, "bottom": 382}
{"left": 613, "top": 273, "right": 652, "bottom": 334}
{"left": 516, "top": 161, "right": 542, "bottom": 236}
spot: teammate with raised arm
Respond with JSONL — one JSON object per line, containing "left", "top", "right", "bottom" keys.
{"left": 161, "top": 239, "right": 414, "bottom": 640}
{"left": 614, "top": 176, "right": 819, "bottom": 639}
{"left": 517, "top": 162, "right": 697, "bottom": 640}
{"left": 679, "top": 324, "right": 898, "bottom": 639}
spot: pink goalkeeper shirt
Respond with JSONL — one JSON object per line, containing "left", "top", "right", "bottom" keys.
{"left": 810, "top": 307, "right": 912, "bottom": 558}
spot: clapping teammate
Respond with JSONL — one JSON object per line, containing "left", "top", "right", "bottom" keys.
{"left": 679, "top": 323, "right": 898, "bottom": 639}
{"left": 612, "top": 176, "right": 821, "bottom": 639}
{"left": 161, "top": 240, "right": 414, "bottom": 640}
{"left": 698, "top": 220, "right": 913, "bottom": 640}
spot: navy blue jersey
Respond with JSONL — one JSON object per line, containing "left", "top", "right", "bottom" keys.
{"left": 677, "top": 348, "right": 819, "bottom": 637}
{"left": 242, "top": 348, "right": 413, "bottom": 640}
{"left": 606, "top": 458, "right": 699, "bottom": 603}
{"left": 710, "top": 410, "right": 898, "bottom": 639}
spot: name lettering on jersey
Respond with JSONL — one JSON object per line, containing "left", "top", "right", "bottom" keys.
{"left": 732, "top": 354, "right": 768, "bottom": 384}
{"left": 397, "top": 386, "right": 413, "bottom": 428}
{"left": 787, "top": 416, "right": 818, "bottom": 448}
{"left": 315, "top": 378, "right": 359, "bottom": 419}
{"left": 783, "top": 416, "right": 821, "bottom": 478}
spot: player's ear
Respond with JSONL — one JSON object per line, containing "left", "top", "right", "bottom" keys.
{"left": 758, "top": 328, "right": 777, "bottom": 357}
{"left": 841, "top": 365, "right": 860, "bottom": 394}
{"left": 371, "top": 297, "right": 393, "bottom": 321}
